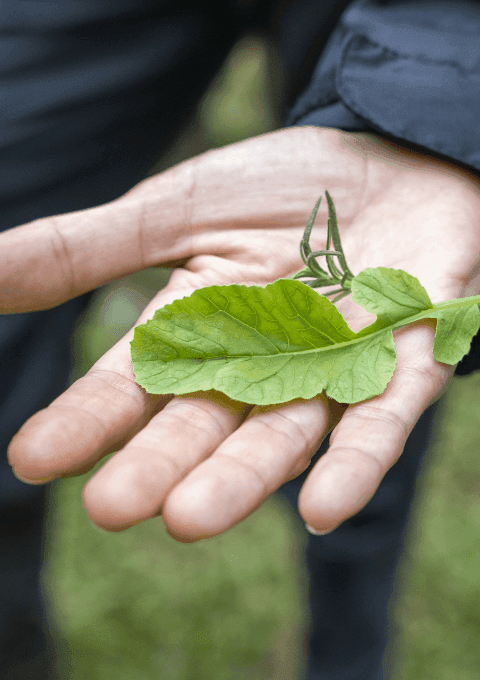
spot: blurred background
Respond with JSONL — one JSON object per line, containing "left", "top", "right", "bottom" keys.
{"left": 42, "top": 36, "right": 480, "bottom": 680}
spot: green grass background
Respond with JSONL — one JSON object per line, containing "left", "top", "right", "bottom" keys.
{"left": 42, "top": 37, "right": 480, "bottom": 679}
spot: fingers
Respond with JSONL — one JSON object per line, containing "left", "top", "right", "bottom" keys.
{"left": 82, "top": 392, "right": 252, "bottom": 531}
{"left": 6, "top": 270, "right": 209, "bottom": 482}
{"left": 298, "top": 321, "right": 454, "bottom": 533}
{"left": 7, "top": 301, "right": 452, "bottom": 543}
{"left": 7, "top": 331, "right": 168, "bottom": 482}
{"left": 0, "top": 186, "right": 181, "bottom": 313}
{"left": 7, "top": 269, "right": 248, "bottom": 491}
{"left": 159, "top": 397, "right": 340, "bottom": 541}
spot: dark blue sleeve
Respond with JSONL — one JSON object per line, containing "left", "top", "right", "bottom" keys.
{"left": 286, "top": 0, "right": 480, "bottom": 375}
{"left": 288, "top": 0, "right": 480, "bottom": 170}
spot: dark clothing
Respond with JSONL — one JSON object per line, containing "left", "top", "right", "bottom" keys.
{"left": 280, "top": 404, "right": 438, "bottom": 680}
{"left": 289, "top": 0, "right": 480, "bottom": 175}
{"left": 0, "top": 1, "right": 478, "bottom": 677}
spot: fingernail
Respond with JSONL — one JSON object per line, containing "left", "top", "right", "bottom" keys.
{"left": 305, "top": 524, "right": 334, "bottom": 536}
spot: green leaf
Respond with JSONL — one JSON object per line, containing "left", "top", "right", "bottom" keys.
{"left": 131, "top": 277, "right": 396, "bottom": 405}
{"left": 131, "top": 269, "right": 480, "bottom": 406}
{"left": 432, "top": 304, "right": 480, "bottom": 364}
{"left": 351, "top": 267, "right": 480, "bottom": 364}
{"left": 352, "top": 267, "right": 433, "bottom": 325}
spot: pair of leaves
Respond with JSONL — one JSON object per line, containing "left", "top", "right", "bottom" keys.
{"left": 130, "top": 267, "right": 480, "bottom": 405}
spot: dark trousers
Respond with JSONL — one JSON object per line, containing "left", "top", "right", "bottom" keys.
{"left": 0, "top": 2, "right": 436, "bottom": 677}
{"left": 278, "top": 404, "right": 437, "bottom": 680}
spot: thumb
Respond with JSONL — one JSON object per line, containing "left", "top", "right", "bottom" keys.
{"left": 0, "top": 127, "right": 344, "bottom": 313}
{"left": 0, "top": 166, "right": 193, "bottom": 313}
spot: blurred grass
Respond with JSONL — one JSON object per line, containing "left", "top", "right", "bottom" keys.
{"left": 42, "top": 34, "right": 480, "bottom": 680}
{"left": 45, "top": 470, "right": 307, "bottom": 680}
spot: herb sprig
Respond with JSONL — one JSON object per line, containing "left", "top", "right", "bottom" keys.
{"left": 292, "top": 191, "right": 355, "bottom": 302}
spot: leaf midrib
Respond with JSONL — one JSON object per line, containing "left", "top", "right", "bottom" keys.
{"left": 142, "top": 294, "right": 480, "bottom": 365}
{"left": 200, "top": 296, "right": 480, "bottom": 362}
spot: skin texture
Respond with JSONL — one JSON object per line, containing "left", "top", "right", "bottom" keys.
{"left": 4, "top": 127, "right": 480, "bottom": 540}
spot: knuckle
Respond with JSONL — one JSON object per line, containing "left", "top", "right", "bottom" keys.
{"left": 346, "top": 404, "right": 409, "bottom": 436}
{"left": 87, "top": 369, "right": 149, "bottom": 404}
{"left": 258, "top": 409, "right": 310, "bottom": 451}
{"left": 163, "top": 399, "right": 230, "bottom": 442}
{"left": 218, "top": 452, "right": 270, "bottom": 496}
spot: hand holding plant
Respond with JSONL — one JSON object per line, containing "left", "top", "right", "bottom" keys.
{"left": 5, "top": 128, "right": 480, "bottom": 538}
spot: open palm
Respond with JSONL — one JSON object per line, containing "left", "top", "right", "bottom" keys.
{"left": 5, "top": 128, "right": 480, "bottom": 538}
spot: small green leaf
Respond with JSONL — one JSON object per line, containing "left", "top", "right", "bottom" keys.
{"left": 432, "top": 304, "right": 480, "bottom": 364}
{"left": 352, "top": 267, "right": 433, "bottom": 323}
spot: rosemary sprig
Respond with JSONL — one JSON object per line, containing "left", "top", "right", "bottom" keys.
{"left": 292, "top": 191, "right": 355, "bottom": 303}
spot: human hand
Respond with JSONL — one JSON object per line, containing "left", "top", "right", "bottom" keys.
{"left": 5, "top": 128, "right": 480, "bottom": 539}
